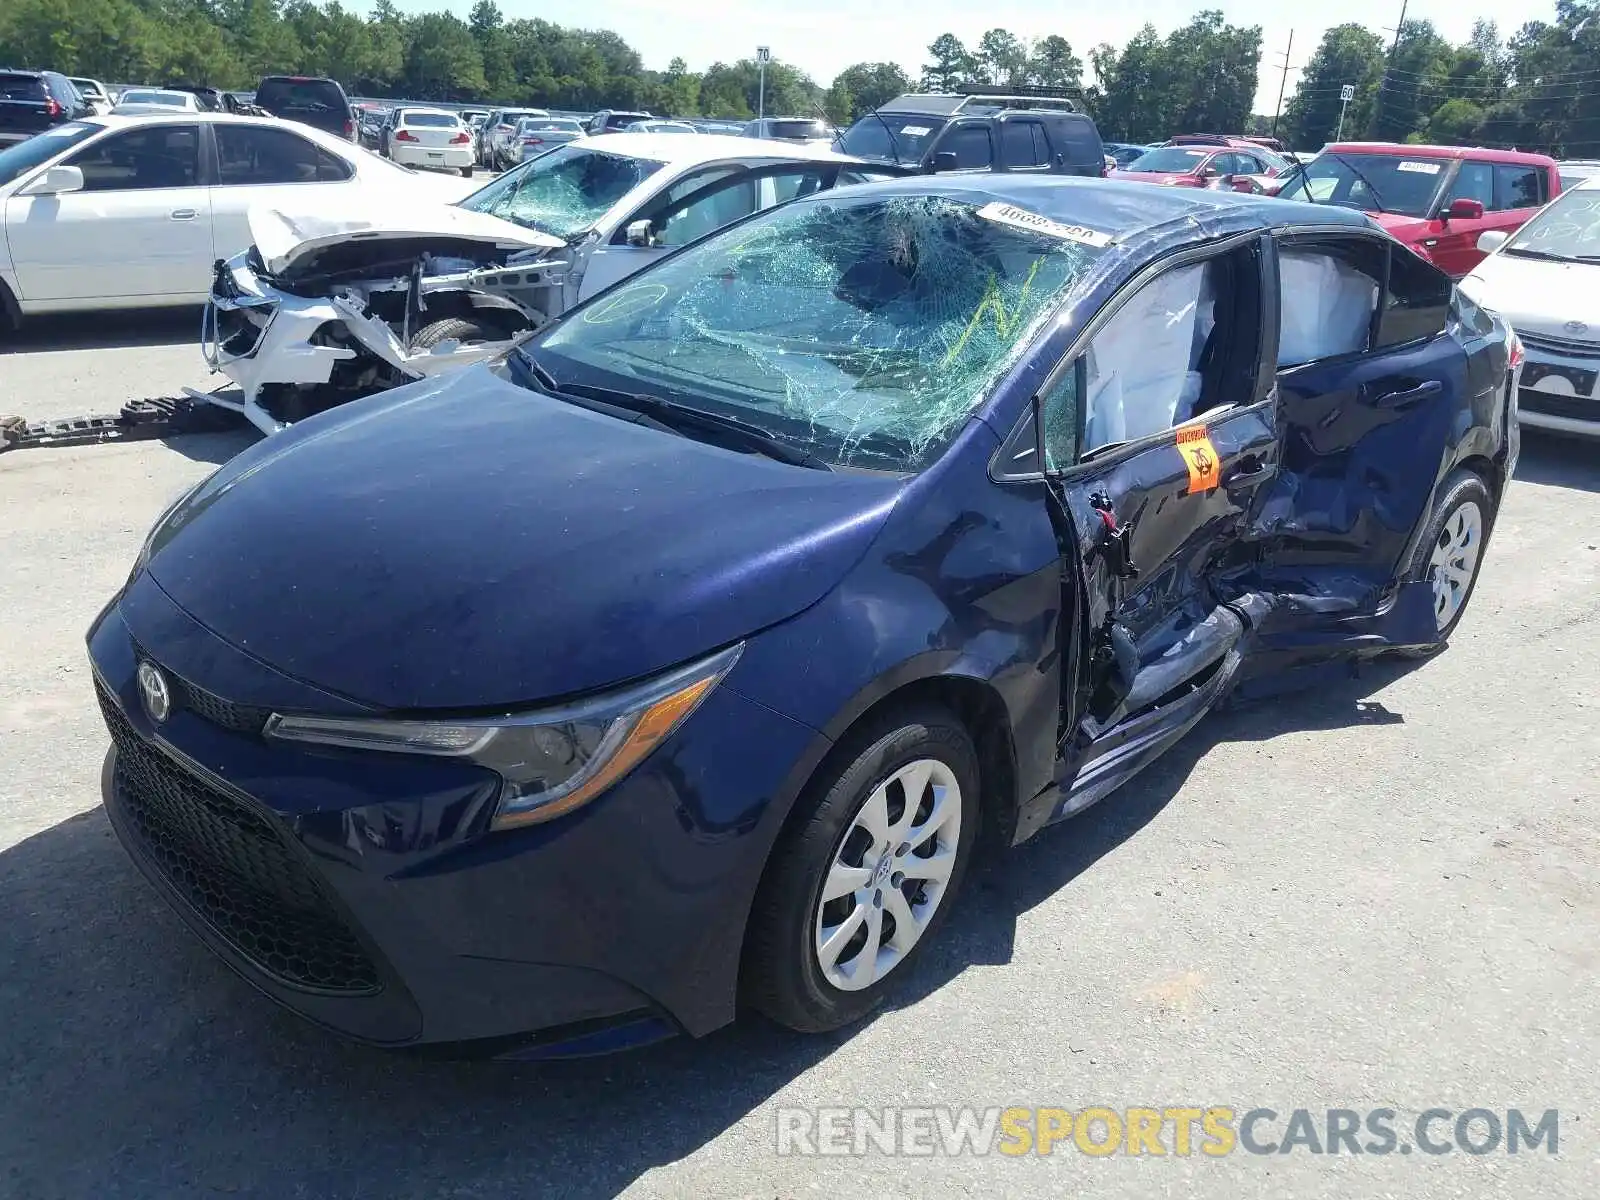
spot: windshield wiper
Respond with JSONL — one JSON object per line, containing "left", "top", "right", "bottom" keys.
{"left": 511, "top": 350, "right": 832, "bottom": 470}
{"left": 1325, "top": 154, "right": 1388, "bottom": 213}
{"left": 506, "top": 349, "right": 681, "bottom": 438}
{"left": 1504, "top": 246, "right": 1576, "bottom": 262}
{"left": 869, "top": 109, "right": 902, "bottom": 165}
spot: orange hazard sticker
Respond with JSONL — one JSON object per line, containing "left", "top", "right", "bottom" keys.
{"left": 1176, "top": 426, "right": 1220, "bottom": 493}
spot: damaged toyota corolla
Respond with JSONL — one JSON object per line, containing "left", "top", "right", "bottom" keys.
{"left": 199, "top": 132, "right": 900, "bottom": 434}
{"left": 92, "top": 176, "right": 1518, "bottom": 1057}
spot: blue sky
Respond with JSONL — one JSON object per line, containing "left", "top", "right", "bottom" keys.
{"left": 407, "top": 0, "right": 1560, "bottom": 113}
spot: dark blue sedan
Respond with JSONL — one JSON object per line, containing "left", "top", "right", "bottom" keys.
{"left": 89, "top": 176, "right": 1519, "bottom": 1056}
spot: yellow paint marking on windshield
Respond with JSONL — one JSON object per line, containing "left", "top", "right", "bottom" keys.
{"left": 943, "top": 257, "right": 1045, "bottom": 366}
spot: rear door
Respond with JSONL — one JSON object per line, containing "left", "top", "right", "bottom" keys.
{"left": 997, "top": 117, "right": 1052, "bottom": 175}
{"left": 577, "top": 162, "right": 846, "bottom": 301}
{"left": 8, "top": 122, "right": 211, "bottom": 302}
{"left": 1030, "top": 233, "right": 1280, "bottom": 759}
{"left": 207, "top": 123, "right": 356, "bottom": 261}
{"left": 1255, "top": 228, "right": 1465, "bottom": 641}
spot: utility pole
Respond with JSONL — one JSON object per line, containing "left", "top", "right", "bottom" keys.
{"left": 1270, "top": 30, "right": 1297, "bottom": 139}
{"left": 1370, "top": 0, "right": 1409, "bottom": 139}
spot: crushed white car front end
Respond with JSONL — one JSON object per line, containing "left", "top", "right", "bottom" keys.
{"left": 201, "top": 205, "right": 569, "bottom": 435}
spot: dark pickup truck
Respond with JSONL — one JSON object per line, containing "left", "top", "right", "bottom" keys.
{"left": 0, "top": 69, "right": 93, "bottom": 147}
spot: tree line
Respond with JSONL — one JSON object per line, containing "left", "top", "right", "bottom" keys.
{"left": 2, "top": 0, "right": 1596, "bottom": 155}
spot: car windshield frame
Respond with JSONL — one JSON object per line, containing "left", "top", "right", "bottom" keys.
{"left": 1293, "top": 151, "right": 1451, "bottom": 217}
{"left": 1125, "top": 146, "right": 1210, "bottom": 174}
{"left": 837, "top": 114, "right": 948, "bottom": 164}
{"left": 520, "top": 190, "right": 1112, "bottom": 473}
{"left": 1503, "top": 186, "right": 1600, "bottom": 260}
{"left": 454, "top": 143, "right": 668, "bottom": 239}
{"left": 0, "top": 120, "right": 101, "bottom": 187}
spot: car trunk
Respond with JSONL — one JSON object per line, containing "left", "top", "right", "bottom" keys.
{"left": 397, "top": 124, "right": 465, "bottom": 150}
{"left": 0, "top": 74, "right": 58, "bottom": 141}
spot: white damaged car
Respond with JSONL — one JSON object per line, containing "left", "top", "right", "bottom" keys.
{"left": 200, "top": 133, "right": 902, "bottom": 434}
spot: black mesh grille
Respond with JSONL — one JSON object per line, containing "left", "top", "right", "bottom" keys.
{"left": 97, "top": 681, "right": 380, "bottom": 995}
{"left": 168, "top": 674, "right": 271, "bottom": 735}
{"left": 1520, "top": 389, "right": 1598, "bottom": 421}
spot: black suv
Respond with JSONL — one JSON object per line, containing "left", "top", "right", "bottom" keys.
{"left": 835, "top": 87, "right": 1105, "bottom": 178}
{"left": 0, "top": 69, "right": 92, "bottom": 147}
{"left": 254, "top": 75, "right": 357, "bottom": 142}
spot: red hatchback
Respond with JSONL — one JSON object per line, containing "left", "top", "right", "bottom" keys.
{"left": 1110, "top": 139, "right": 1286, "bottom": 190}
{"left": 1270, "top": 142, "right": 1561, "bottom": 277}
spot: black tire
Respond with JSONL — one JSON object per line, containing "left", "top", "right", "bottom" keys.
{"left": 460, "top": 164, "right": 474, "bottom": 178}
{"left": 1395, "top": 469, "right": 1494, "bottom": 658}
{"left": 410, "top": 316, "right": 498, "bottom": 350}
{"left": 742, "top": 704, "right": 981, "bottom": 1033}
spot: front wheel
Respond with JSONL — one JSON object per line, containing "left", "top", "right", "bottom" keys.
{"left": 742, "top": 704, "right": 980, "bottom": 1033}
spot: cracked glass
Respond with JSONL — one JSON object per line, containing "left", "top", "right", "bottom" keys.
{"left": 533, "top": 192, "right": 1108, "bottom": 471}
{"left": 458, "top": 145, "right": 667, "bottom": 240}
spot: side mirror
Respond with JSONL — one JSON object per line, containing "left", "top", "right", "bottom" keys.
{"left": 625, "top": 219, "right": 655, "bottom": 248}
{"left": 1200, "top": 164, "right": 1221, "bottom": 178}
{"left": 1445, "top": 198, "right": 1485, "bottom": 221}
{"left": 1476, "top": 229, "right": 1509, "bottom": 254}
{"left": 925, "top": 150, "right": 959, "bottom": 174}
{"left": 18, "top": 165, "right": 84, "bottom": 197}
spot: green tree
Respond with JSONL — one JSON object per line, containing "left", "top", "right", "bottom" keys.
{"left": 826, "top": 62, "right": 910, "bottom": 122}
{"left": 1425, "top": 96, "right": 1486, "bottom": 142}
{"left": 1026, "top": 35, "right": 1083, "bottom": 91}
{"left": 975, "top": 28, "right": 1027, "bottom": 87}
{"left": 1367, "top": 19, "right": 1454, "bottom": 140}
{"left": 1283, "top": 23, "right": 1385, "bottom": 149}
{"left": 921, "top": 33, "right": 974, "bottom": 90}
{"left": 402, "top": 11, "right": 485, "bottom": 98}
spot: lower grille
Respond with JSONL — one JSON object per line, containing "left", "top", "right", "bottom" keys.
{"left": 97, "top": 681, "right": 380, "bottom": 995}
{"left": 1519, "top": 331, "right": 1600, "bottom": 360}
{"left": 1520, "top": 389, "right": 1598, "bottom": 422}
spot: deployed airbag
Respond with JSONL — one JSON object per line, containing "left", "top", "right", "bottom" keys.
{"left": 1277, "top": 251, "right": 1378, "bottom": 367}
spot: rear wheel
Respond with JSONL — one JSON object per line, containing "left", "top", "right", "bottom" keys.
{"left": 743, "top": 704, "right": 980, "bottom": 1033}
{"left": 459, "top": 164, "right": 474, "bottom": 178}
{"left": 1397, "top": 470, "right": 1493, "bottom": 656}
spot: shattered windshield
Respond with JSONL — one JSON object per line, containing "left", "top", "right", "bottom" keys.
{"left": 1505, "top": 187, "right": 1600, "bottom": 259}
{"left": 837, "top": 115, "right": 946, "bottom": 164}
{"left": 456, "top": 145, "right": 667, "bottom": 239}
{"left": 529, "top": 192, "right": 1109, "bottom": 471}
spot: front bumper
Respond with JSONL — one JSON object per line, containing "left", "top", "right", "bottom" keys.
{"left": 1516, "top": 330, "right": 1600, "bottom": 436}
{"left": 89, "top": 572, "right": 822, "bottom": 1049}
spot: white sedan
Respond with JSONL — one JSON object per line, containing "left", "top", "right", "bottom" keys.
{"left": 1460, "top": 176, "right": 1600, "bottom": 438}
{"left": 0, "top": 112, "right": 473, "bottom": 323}
{"left": 384, "top": 107, "right": 476, "bottom": 176}
{"left": 113, "top": 89, "right": 202, "bottom": 112}
{"left": 202, "top": 132, "right": 905, "bottom": 433}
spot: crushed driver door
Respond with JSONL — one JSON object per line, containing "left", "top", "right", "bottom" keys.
{"left": 1044, "top": 233, "right": 1281, "bottom": 821}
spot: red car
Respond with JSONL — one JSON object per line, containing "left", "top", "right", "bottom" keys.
{"left": 1110, "top": 136, "right": 1288, "bottom": 190}
{"left": 1269, "top": 142, "right": 1562, "bottom": 277}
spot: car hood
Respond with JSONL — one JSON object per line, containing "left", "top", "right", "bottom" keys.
{"left": 1461, "top": 252, "right": 1600, "bottom": 337}
{"left": 144, "top": 367, "right": 904, "bottom": 710}
{"left": 250, "top": 202, "right": 563, "bottom": 279}
{"left": 1367, "top": 211, "right": 1432, "bottom": 240}
{"left": 1109, "top": 169, "right": 1195, "bottom": 185}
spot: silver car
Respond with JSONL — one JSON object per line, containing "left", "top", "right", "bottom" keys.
{"left": 515, "top": 117, "right": 585, "bottom": 162}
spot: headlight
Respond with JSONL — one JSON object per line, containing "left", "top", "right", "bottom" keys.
{"left": 263, "top": 643, "right": 742, "bottom": 829}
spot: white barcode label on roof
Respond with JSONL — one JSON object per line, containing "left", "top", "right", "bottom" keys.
{"left": 976, "top": 201, "right": 1114, "bottom": 247}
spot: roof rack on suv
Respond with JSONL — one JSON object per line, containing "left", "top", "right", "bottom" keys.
{"left": 879, "top": 87, "right": 1079, "bottom": 116}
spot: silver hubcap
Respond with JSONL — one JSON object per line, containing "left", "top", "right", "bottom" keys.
{"left": 813, "top": 758, "right": 962, "bottom": 992}
{"left": 1428, "top": 500, "right": 1484, "bottom": 631}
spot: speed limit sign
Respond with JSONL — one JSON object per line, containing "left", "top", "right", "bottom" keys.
{"left": 756, "top": 46, "right": 771, "bottom": 64}
{"left": 1340, "top": 84, "right": 1356, "bottom": 102}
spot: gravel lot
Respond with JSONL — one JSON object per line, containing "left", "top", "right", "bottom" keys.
{"left": 1, "top": 314, "right": 1596, "bottom": 1199}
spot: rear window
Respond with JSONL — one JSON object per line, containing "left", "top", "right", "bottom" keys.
{"left": 1126, "top": 147, "right": 1209, "bottom": 173}
{"left": 255, "top": 78, "right": 346, "bottom": 115}
{"left": 768, "top": 119, "right": 829, "bottom": 139}
{"left": 605, "top": 113, "right": 649, "bottom": 129}
{"left": 401, "top": 113, "right": 458, "bottom": 128}
{"left": 0, "top": 73, "right": 47, "bottom": 101}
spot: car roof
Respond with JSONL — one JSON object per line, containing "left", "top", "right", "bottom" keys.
{"left": 1327, "top": 141, "right": 1557, "bottom": 166}
{"left": 817, "top": 173, "right": 1371, "bottom": 237}
{"left": 573, "top": 131, "right": 860, "bottom": 165}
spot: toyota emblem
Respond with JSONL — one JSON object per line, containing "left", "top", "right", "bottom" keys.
{"left": 1564, "top": 320, "right": 1589, "bottom": 336}
{"left": 137, "top": 661, "right": 171, "bottom": 723}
